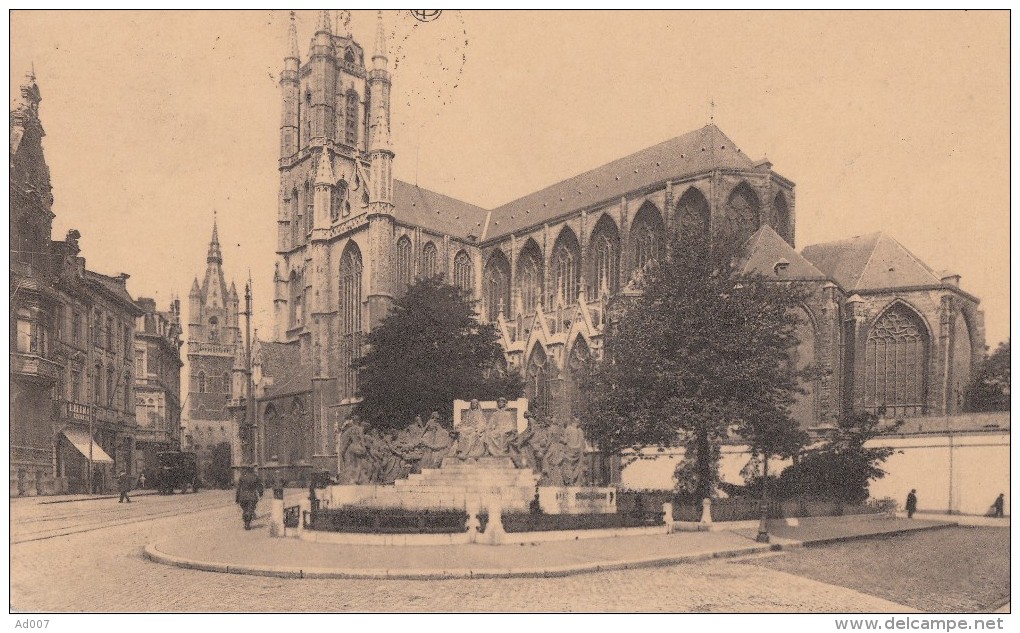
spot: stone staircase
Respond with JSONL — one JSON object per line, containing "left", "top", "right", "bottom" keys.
{"left": 327, "top": 457, "right": 541, "bottom": 512}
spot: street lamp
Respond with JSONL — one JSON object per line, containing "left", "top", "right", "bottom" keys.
{"left": 756, "top": 452, "right": 770, "bottom": 543}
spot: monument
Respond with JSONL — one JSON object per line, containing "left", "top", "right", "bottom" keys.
{"left": 323, "top": 398, "right": 616, "bottom": 517}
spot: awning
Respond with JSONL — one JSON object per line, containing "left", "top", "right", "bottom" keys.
{"left": 61, "top": 428, "right": 114, "bottom": 463}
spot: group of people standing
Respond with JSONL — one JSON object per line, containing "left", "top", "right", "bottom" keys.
{"left": 334, "top": 399, "right": 592, "bottom": 487}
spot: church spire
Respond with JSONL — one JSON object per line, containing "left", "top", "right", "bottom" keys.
{"left": 316, "top": 9, "right": 332, "bottom": 35}
{"left": 286, "top": 11, "right": 299, "bottom": 60}
{"left": 207, "top": 214, "right": 222, "bottom": 264}
{"left": 372, "top": 10, "right": 388, "bottom": 69}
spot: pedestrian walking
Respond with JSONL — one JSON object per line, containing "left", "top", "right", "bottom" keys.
{"left": 992, "top": 493, "right": 1005, "bottom": 518}
{"left": 236, "top": 465, "right": 263, "bottom": 530}
{"left": 117, "top": 470, "right": 133, "bottom": 503}
{"left": 905, "top": 489, "right": 917, "bottom": 519}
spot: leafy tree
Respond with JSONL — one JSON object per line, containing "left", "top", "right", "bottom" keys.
{"left": 354, "top": 277, "right": 524, "bottom": 429}
{"left": 207, "top": 442, "right": 233, "bottom": 489}
{"left": 777, "top": 411, "right": 899, "bottom": 503}
{"left": 965, "top": 339, "right": 1010, "bottom": 412}
{"left": 580, "top": 231, "right": 809, "bottom": 499}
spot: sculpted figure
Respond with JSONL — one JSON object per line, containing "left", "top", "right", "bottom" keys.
{"left": 561, "top": 417, "right": 587, "bottom": 486}
{"left": 540, "top": 419, "right": 567, "bottom": 486}
{"left": 340, "top": 419, "right": 372, "bottom": 484}
{"left": 455, "top": 400, "right": 486, "bottom": 461}
{"left": 419, "top": 411, "right": 453, "bottom": 469}
{"left": 509, "top": 411, "right": 537, "bottom": 469}
{"left": 483, "top": 397, "right": 516, "bottom": 457}
{"left": 394, "top": 416, "right": 425, "bottom": 471}
{"left": 373, "top": 431, "right": 409, "bottom": 484}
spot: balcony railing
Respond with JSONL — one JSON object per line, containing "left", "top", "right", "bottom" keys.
{"left": 10, "top": 353, "right": 61, "bottom": 381}
{"left": 187, "top": 341, "right": 235, "bottom": 356}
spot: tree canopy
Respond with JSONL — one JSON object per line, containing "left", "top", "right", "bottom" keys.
{"left": 354, "top": 277, "right": 523, "bottom": 429}
{"left": 777, "top": 411, "right": 899, "bottom": 503}
{"left": 579, "top": 231, "right": 810, "bottom": 498}
{"left": 965, "top": 338, "right": 1010, "bottom": 412}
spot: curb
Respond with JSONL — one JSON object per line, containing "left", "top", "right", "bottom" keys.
{"left": 797, "top": 521, "right": 959, "bottom": 548}
{"left": 143, "top": 540, "right": 800, "bottom": 580}
{"left": 143, "top": 520, "right": 961, "bottom": 581}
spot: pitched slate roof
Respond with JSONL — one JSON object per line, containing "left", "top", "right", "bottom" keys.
{"left": 392, "top": 179, "right": 488, "bottom": 241}
{"left": 740, "top": 225, "right": 827, "bottom": 280}
{"left": 483, "top": 124, "right": 758, "bottom": 239}
{"left": 84, "top": 270, "right": 142, "bottom": 313}
{"left": 258, "top": 340, "right": 311, "bottom": 398}
{"left": 801, "top": 232, "right": 944, "bottom": 292}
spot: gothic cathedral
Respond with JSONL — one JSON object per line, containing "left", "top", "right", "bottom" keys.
{"left": 256, "top": 11, "right": 985, "bottom": 476}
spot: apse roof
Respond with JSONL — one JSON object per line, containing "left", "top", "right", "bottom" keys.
{"left": 740, "top": 225, "right": 827, "bottom": 280}
{"left": 801, "top": 232, "right": 945, "bottom": 292}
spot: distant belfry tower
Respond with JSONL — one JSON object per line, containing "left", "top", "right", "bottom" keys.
{"left": 186, "top": 219, "right": 242, "bottom": 474}
{"left": 273, "top": 10, "right": 394, "bottom": 463}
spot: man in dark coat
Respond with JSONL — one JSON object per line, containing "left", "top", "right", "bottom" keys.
{"left": 905, "top": 489, "right": 917, "bottom": 519}
{"left": 992, "top": 493, "right": 1005, "bottom": 518}
{"left": 236, "top": 466, "right": 263, "bottom": 530}
{"left": 117, "top": 470, "right": 132, "bottom": 503}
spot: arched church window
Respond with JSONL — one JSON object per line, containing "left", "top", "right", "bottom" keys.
{"left": 421, "top": 241, "right": 438, "bottom": 279}
{"left": 526, "top": 345, "right": 555, "bottom": 417}
{"left": 344, "top": 48, "right": 355, "bottom": 64}
{"left": 724, "top": 183, "right": 760, "bottom": 243}
{"left": 289, "top": 270, "right": 303, "bottom": 328}
{"left": 332, "top": 179, "right": 350, "bottom": 222}
{"left": 631, "top": 202, "right": 664, "bottom": 275}
{"left": 567, "top": 337, "right": 591, "bottom": 420}
{"left": 223, "top": 372, "right": 231, "bottom": 395}
{"left": 676, "top": 187, "right": 711, "bottom": 245}
{"left": 305, "top": 182, "right": 314, "bottom": 235}
{"left": 303, "top": 90, "right": 312, "bottom": 145}
{"left": 864, "top": 304, "right": 929, "bottom": 417}
{"left": 552, "top": 229, "right": 581, "bottom": 306}
{"left": 395, "top": 236, "right": 413, "bottom": 291}
{"left": 339, "top": 243, "right": 363, "bottom": 399}
{"left": 589, "top": 216, "right": 620, "bottom": 298}
{"left": 208, "top": 317, "right": 219, "bottom": 343}
{"left": 345, "top": 91, "right": 359, "bottom": 146}
{"left": 770, "top": 192, "right": 790, "bottom": 241}
{"left": 453, "top": 250, "right": 473, "bottom": 295}
{"left": 517, "top": 241, "right": 544, "bottom": 314}
{"left": 290, "top": 188, "right": 300, "bottom": 247}
{"left": 198, "top": 371, "right": 206, "bottom": 394}
{"left": 483, "top": 252, "right": 511, "bottom": 322}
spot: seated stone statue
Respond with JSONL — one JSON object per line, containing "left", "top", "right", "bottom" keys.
{"left": 509, "top": 412, "right": 537, "bottom": 469}
{"left": 454, "top": 400, "right": 486, "bottom": 461}
{"left": 418, "top": 411, "right": 453, "bottom": 469}
{"left": 394, "top": 416, "right": 425, "bottom": 471}
{"left": 483, "top": 397, "right": 516, "bottom": 458}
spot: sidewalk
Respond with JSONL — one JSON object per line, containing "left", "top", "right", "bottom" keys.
{"left": 145, "top": 511, "right": 963, "bottom": 580}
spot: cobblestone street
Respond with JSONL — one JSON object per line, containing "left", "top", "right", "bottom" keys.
{"left": 11, "top": 490, "right": 914, "bottom": 613}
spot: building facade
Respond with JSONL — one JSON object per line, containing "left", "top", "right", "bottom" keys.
{"left": 11, "top": 71, "right": 143, "bottom": 496}
{"left": 184, "top": 222, "right": 242, "bottom": 480}
{"left": 133, "top": 297, "right": 184, "bottom": 481}
{"left": 251, "top": 12, "right": 986, "bottom": 477}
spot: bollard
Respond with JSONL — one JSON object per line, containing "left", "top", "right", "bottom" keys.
{"left": 269, "top": 487, "right": 285, "bottom": 537}
{"left": 700, "top": 497, "right": 713, "bottom": 524}
{"left": 663, "top": 502, "right": 674, "bottom": 534}
{"left": 485, "top": 495, "right": 505, "bottom": 545}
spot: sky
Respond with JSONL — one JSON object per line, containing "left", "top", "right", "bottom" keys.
{"left": 9, "top": 9, "right": 1011, "bottom": 348}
